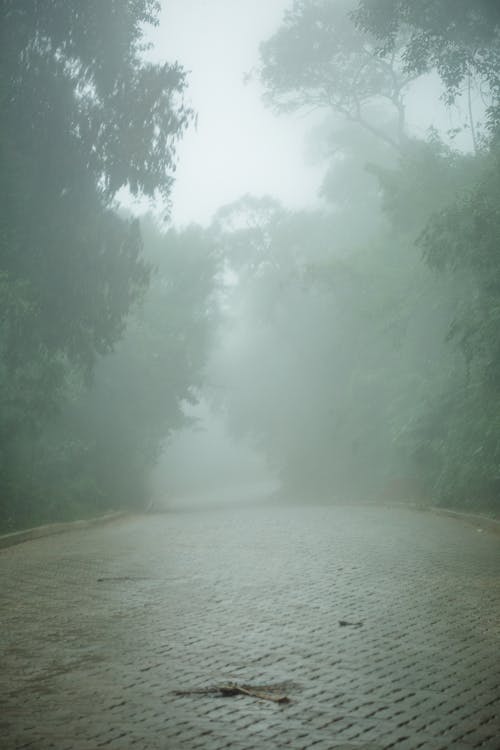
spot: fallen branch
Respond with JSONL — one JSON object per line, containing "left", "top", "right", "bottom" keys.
{"left": 223, "top": 684, "right": 290, "bottom": 703}
{"left": 175, "top": 682, "right": 290, "bottom": 704}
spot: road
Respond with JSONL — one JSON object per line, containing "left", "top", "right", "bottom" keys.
{"left": 1, "top": 504, "right": 499, "bottom": 749}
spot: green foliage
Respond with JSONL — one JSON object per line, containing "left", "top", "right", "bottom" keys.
{"left": 213, "top": 0, "right": 500, "bottom": 513}
{"left": 0, "top": 2, "right": 202, "bottom": 529}
{"left": 0, "top": 220, "right": 219, "bottom": 530}
{"left": 57, "top": 220, "right": 218, "bottom": 514}
{"left": 354, "top": 0, "right": 500, "bottom": 130}
{"left": 0, "top": 1, "right": 191, "bottom": 201}
{"left": 0, "top": 0, "right": 192, "bottom": 370}
{"left": 411, "top": 143, "right": 500, "bottom": 509}
{"left": 209, "top": 187, "right": 459, "bottom": 502}
{"left": 259, "top": 0, "right": 412, "bottom": 149}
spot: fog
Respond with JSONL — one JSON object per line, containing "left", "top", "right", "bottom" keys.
{"left": 2, "top": 5, "right": 500, "bottom": 747}
{"left": 2, "top": 0, "right": 499, "bottom": 531}
{"left": 143, "top": 0, "right": 479, "bottom": 227}
{"left": 140, "top": 0, "right": 327, "bottom": 226}
{"left": 150, "top": 399, "right": 278, "bottom": 509}
{"left": 145, "top": 0, "right": 488, "bottom": 510}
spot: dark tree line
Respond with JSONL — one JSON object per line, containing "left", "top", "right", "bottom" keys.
{"left": 0, "top": 2, "right": 217, "bottom": 530}
{"left": 204, "top": 0, "right": 500, "bottom": 511}
{"left": 1, "top": 0, "right": 499, "bottom": 528}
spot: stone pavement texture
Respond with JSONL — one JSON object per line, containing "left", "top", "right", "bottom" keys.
{"left": 1, "top": 505, "right": 499, "bottom": 750}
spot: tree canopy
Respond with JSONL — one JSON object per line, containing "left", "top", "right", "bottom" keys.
{"left": 354, "top": 0, "right": 500, "bottom": 131}
{"left": 0, "top": 1, "right": 214, "bottom": 529}
{"left": 259, "top": 0, "right": 413, "bottom": 149}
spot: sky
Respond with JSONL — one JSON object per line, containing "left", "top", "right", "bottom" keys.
{"left": 139, "top": 0, "right": 481, "bottom": 499}
{"left": 133, "top": 0, "right": 479, "bottom": 228}
{"left": 142, "top": 0, "right": 326, "bottom": 226}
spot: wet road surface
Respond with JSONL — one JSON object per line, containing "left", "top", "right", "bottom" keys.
{"left": 1, "top": 504, "right": 499, "bottom": 749}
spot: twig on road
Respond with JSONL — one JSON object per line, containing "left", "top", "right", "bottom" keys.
{"left": 175, "top": 682, "right": 291, "bottom": 704}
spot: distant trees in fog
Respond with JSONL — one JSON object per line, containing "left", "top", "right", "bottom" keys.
{"left": 0, "top": 2, "right": 212, "bottom": 529}
{"left": 207, "top": 0, "right": 500, "bottom": 510}
{"left": 1, "top": 0, "right": 499, "bottom": 528}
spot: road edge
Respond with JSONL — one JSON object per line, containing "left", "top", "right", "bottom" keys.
{"left": 428, "top": 506, "right": 500, "bottom": 535}
{"left": 1, "top": 504, "right": 498, "bottom": 551}
{"left": 0, "top": 511, "right": 128, "bottom": 550}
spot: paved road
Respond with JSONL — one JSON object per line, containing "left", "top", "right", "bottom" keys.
{"left": 1, "top": 505, "right": 499, "bottom": 749}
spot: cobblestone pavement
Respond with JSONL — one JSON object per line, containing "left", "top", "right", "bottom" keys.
{"left": 1, "top": 505, "right": 499, "bottom": 750}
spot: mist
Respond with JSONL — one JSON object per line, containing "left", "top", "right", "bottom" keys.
{"left": 1, "top": 3, "right": 500, "bottom": 748}
{"left": 140, "top": 0, "right": 490, "bottom": 511}
{"left": 2, "top": 0, "right": 498, "bottom": 523}
{"left": 150, "top": 399, "right": 277, "bottom": 509}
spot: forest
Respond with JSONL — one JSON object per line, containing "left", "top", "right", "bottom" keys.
{"left": 1, "top": 0, "right": 499, "bottom": 531}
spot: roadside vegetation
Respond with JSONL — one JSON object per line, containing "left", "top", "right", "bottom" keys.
{"left": 1, "top": 1, "right": 499, "bottom": 530}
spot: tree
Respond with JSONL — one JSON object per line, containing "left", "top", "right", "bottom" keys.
{"left": 0, "top": 1, "right": 193, "bottom": 527}
{"left": 207, "top": 190, "right": 429, "bottom": 501}
{"left": 354, "top": 0, "right": 500, "bottom": 134}
{"left": 259, "top": 0, "right": 414, "bottom": 149}
{"left": 0, "top": 0, "right": 192, "bottom": 370}
{"left": 353, "top": 1, "right": 500, "bottom": 509}
{"left": 63, "top": 219, "right": 219, "bottom": 515}
{"left": 1, "top": 218, "right": 220, "bottom": 529}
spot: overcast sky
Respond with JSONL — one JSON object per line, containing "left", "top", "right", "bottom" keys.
{"left": 142, "top": 0, "right": 326, "bottom": 226}
{"left": 137, "top": 0, "right": 478, "bottom": 228}
{"left": 143, "top": 0, "right": 479, "bottom": 494}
